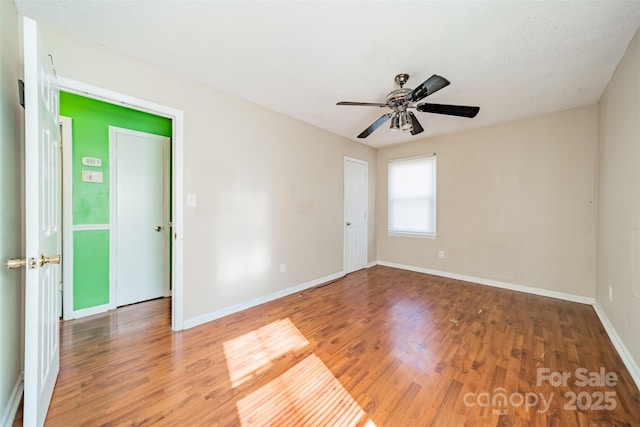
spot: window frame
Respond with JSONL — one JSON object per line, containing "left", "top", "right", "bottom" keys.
{"left": 387, "top": 153, "right": 437, "bottom": 239}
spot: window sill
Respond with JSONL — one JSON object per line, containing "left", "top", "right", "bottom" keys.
{"left": 388, "top": 232, "right": 437, "bottom": 239}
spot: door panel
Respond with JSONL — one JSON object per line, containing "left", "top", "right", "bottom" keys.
{"left": 344, "top": 158, "right": 367, "bottom": 274}
{"left": 23, "top": 16, "right": 61, "bottom": 427}
{"left": 111, "top": 128, "right": 168, "bottom": 306}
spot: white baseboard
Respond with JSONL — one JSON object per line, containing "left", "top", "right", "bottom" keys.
{"left": 376, "top": 261, "right": 595, "bottom": 305}
{"left": 69, "top": 303, "right": 112, "bottom": 320}
{"left": 366, "top": 261, "right": 378, "bottom": 268}
{"left": 592, "top": 302, "right": 640, "bottom": 390}
{"left": 183, "top": 271, "right": 346, "bottom": 329}
{"left": 0, "top": 372, "right": 23, "bottom": 427}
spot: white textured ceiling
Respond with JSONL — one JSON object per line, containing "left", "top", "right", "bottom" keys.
{"left": 14, "top": 0, "right": 640, "bottom": 148}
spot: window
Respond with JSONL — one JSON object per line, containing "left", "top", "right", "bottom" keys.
{"left": 388, "top": 154, "right": 436, "bottom": 237}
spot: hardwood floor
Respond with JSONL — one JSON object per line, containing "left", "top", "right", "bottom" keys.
{"left": 15, "top": 266, "right": 640, "bottom": 426}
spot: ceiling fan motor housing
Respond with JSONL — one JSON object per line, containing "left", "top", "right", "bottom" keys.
{"left": 386, "top": 88, "right": 412, "bottom": 110}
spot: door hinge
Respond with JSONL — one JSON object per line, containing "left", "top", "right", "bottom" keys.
{"left": 18, "top": 80, "right": 25, "bottom": 109}
{"left": 59, "top": 123, "right": 63, "bottom": 151}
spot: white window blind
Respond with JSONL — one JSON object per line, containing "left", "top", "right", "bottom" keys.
{"left": 388, "top": 154, "right": 436, "bottom": 237}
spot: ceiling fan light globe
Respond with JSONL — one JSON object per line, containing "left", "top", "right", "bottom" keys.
{"left": 400, "top": 112, "right": 413, "bottom": 131}
{"left": 390, "top": 114, "right": 400, "bottom": 131}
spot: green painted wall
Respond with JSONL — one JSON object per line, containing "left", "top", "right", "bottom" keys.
{"left": 61, "top": 92, "right": 172, "bottom": 310}
{"left": 73, "top": 230, "right": 110, "bottom": 309}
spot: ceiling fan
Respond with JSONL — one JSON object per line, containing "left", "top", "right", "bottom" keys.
{"left": 337, "top": 73, "right": 480, "bottom": 138}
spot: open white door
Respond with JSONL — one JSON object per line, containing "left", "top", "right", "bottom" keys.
{"left": 23, "top": 17, "right": 61, "bottom": 427}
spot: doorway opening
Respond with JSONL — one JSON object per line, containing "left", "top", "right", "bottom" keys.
{"left": 58, "top": 78, "right": 184, "bottom": 331}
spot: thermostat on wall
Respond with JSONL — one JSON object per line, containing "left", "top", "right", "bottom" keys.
{"left": 82, "top": 157, "right": 102, "bottom": 167}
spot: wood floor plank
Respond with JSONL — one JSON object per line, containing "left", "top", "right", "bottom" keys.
{"left": 12, "top": 266, "right": 640, "bottom": 426}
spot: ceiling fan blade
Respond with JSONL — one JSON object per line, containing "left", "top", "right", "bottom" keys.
{"left": 406, "top": 74, "right": 450, "bottom": 103}
{"left": 416, "top": 103, "right": 480, "bottom": 118}
{"left": 408, "top": 112, "right": 424, "bottom": 135}
{"left": 357, "top": 113, "right": 392, "bottom": 138}
{"left": 337, "top": 101, "right": 387, "bottom": 107}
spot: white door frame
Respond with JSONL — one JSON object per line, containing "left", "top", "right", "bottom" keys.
{"left": 60, "top": 115, "right": 73, "bottom": 318}
{"left": 343, "top": 156, "right": 368, "bottom": 274}
{"left": 58, "top": 77, "right": 185, "bottom": 331}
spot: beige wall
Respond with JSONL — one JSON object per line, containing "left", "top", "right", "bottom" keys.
{"left": 38, "top": 25, "right": 376, "bottom": 322}
{"left": 597, "top": 28, "right": 640, "bottom": 369}
{"left": 377, "top": 106, "right": 598, "bottom": 297}
{"left": 0, "top": 1, "right": 24, "bottom": 422}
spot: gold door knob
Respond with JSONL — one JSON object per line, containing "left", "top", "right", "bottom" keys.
{"left": 40, "top": 254, "right": 61, "bottom": 267}
{"left": 5, "top": 258, "right": 27, "bottom": 270}
{"left": 155, "top": 226, "right": 163, "bottom": 232}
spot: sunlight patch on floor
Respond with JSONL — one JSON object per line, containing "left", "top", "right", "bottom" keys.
{"left": 236, "top": 354, "right": 376, "bottom": 426}
{"left": 223, "top": 318, "right": 309, "bottom": 387}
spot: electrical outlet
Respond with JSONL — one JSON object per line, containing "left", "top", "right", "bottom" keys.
{"left": 608, "top": 285, "right": 613, "bottom": 302}
{"left": 280, "top": 263, "right": 287, "bottom": 273}
{"left": 438, "top": 251, "right": 445, "bottom": 259}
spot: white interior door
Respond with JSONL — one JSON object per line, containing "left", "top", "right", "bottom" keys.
{"left": 111, "top": 127, "right": 168, "bottom": 307}
{"left": 23, "top": 16, "right": 61, "bottom": 427}
{"left": 344, "top": 157, "right": 368, "bottom": 274}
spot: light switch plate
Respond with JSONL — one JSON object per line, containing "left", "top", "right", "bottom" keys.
{"left": 81, "top": 170, "right": 103, "bottom": 183}
{"left": 186, "top": 193, "right": 197, "bottom": 207}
